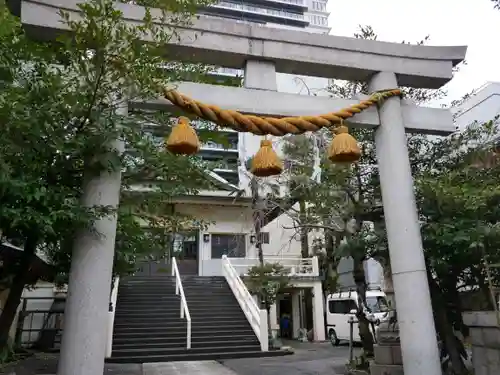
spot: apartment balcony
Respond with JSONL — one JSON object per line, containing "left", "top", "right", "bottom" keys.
{"left": 200, "top": 140, "right": 239, "bottom": 155}
{"left": 210, "top": 67, "right": 243, "bottom": 77}
{"left": 246, "top": 0, "right": 307, "bottom": 12}
{"left": 213, "top": 168, "right": 239, "bottom": 186}
{"left": 200, "top": 256, "right": 319, "bottom": 278}
{"left": 204, "top": 1, "right": 309, "bottom": 28}
{"left": 205, "top": 68, "right": 243, "bottom": 87}
{"left": 228, "top": 256, "right": 320, "bottom": 278}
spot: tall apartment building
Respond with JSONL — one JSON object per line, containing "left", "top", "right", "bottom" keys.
{"left": 199, "top": 0, "right": 330, "bottom": 34}
{"left": 197, "top": 0, "right": 332, "bottom": 188}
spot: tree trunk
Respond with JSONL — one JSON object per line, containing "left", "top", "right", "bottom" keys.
{"left": 428, "top": 271, "right": 468, "bottom": 375}
{"left": 0, "top": 235, "right": 37, "bottom": 348}
{"left": 353, "top": 256, "right": 374, "bottom": 357}
{"left": 322, "top": 230, "right": 340, "bottom": 294}
{"left": 299, "top": 199, "right": 309, "bottom": 258}
{"left": 251, "top": 178, "right": 264, "bottom": 266}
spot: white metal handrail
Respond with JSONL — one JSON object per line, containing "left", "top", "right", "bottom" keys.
{"left": 106, "top": 276, "right": 120, "bottom": 358}
{"left": 171, "top": 257, "right": 192, "bottom": 349}
{"left": 222, "top": 255, "right": 268, "bottom": 351}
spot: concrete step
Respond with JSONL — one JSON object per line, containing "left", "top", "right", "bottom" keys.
{"left": 111, "top": 275, "right": 259, "bottom": 363}
{"left": 114, "top": 306, "right": 244, "bottom": 316}
{"left": 114, "top": 315, "right": 246, "bottom": 327}
{"left": 113, "top": 322, "right": 251, "bottom": 333}
{"left": 114, "top": 319, "right": 249, "bottom": 330}
{"left": 112, "top": 337, "right": 259, "bottom": 350}
{"left": 112, "top": 333, "right": 259, "bottom": 346}
{"left": 111, "top": 343, "right": 260, "bottom": 358}
{"left": 106, "top": 349, "right": 291, "bottom": 364}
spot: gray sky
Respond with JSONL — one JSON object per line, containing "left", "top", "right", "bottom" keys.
{"left": 326, "top": 0, "right": 500, "bottom": 103}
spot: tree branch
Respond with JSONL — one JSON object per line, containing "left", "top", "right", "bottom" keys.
{"left": 282, "top": 223, "right": 343, "bottom": 233}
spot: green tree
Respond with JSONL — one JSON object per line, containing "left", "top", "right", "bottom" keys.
{"left": 0, "top": 0, "right": 217, "bottom": 349}
{"left": 278, "top": 25, "right": 460, "bottom": 358}
{"left": 246, "top": 262, "right": 290, "bottom": 345}
{"left": 415, "top": 121, "right": 500, "bottom": 374}
{"left": 315, "top": 26, "right": 499, "bottom": 373}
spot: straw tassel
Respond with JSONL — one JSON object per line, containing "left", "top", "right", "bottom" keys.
{"left": 328, "top": 125, "right": 361, "bottom": 163}
{"left": 165, "top": 116, "right": 200, "bottom": 155}
{"left": 250, "top": 139, "right": 283, "bottom": 177}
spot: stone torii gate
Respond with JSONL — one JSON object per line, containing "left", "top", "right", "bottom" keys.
{"left": 9, "top": 1, "right": 467, "bottom": 374}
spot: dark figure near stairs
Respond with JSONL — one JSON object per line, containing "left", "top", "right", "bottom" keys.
{"left": 280, "top": 314, "right": 291, "bottom": 338}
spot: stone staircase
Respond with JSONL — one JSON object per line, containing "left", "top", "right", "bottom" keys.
{"left": 108, "top": 275, "right": 288, "bottom": 363}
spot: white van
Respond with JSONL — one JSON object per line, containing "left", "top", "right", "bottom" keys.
{"left": 326, "top": 289, "right": 390, "bottom": 345}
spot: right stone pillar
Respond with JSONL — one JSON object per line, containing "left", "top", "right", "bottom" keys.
{"left": 368, "top": 72, "right": 441, "bottom": 375}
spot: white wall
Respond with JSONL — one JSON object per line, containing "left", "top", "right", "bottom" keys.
{"left": 18, "top": 282, "right": 59, "bottom": 345}
{"left": 175, "top": 202, "right": 312, "bottom": 276}
{"left": 454, "top": 82, "right": 500, "bottom": 130}
{"left": 336, "top": 257, "right": 384, "bottom": 290}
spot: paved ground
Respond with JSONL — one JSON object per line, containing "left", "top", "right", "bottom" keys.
{"left": 0, "top": 354, "right": 142, "bottom": 375}
{"left": 220, "top": 341, "right": 358, "bottom": 375}
{"left": 143, "top": 361, "right": 240, "bottom": 375}
{"left": 0, "top": 341, "right": 355, "bottom": 375}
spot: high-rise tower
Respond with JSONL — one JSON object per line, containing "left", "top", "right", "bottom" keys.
{"left": 196, "top": 0, "right": 331, "bottom": 188}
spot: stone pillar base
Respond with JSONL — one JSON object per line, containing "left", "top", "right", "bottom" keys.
{"left": 370, "top": 321, "right": 404, "bottom": 375}
{"left": 373, "top": 344, "right": 402, "bottom": 365}
{"left": 463, "top": 311, "right": 500, "bottom": 375}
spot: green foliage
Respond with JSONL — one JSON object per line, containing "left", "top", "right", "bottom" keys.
{"left": 0, "top": 0, "right": 218, "bottom": 287}
{"left": 245, "top": 263, "right": 291, "bottom": 309}
{"left": 280, "top": 25, "right": 499, "bottom": 366}
{"left": 416, "top": 120, "right": 500, "bottom": 294}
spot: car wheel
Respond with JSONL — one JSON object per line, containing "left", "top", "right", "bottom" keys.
{"left": 329, "top": 329, "right": 339, "bottom": 346}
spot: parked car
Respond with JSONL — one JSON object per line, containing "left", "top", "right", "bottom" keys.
{"left": 326, "top": 289, "right": 390, "bottom": 345}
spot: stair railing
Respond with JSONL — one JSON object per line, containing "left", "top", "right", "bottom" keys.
{"left": 171, "top": 257, "right": 192, "bottom": 349}
{"left": 221, "top": 255, "right": 269, "bottom": 351}
{"left": 106, "top": 276, "right": 120, "bottom": 358}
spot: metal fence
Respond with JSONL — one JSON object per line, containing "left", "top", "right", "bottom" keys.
{"left": 15, "top": 296, "right": 65, "bottom": 352}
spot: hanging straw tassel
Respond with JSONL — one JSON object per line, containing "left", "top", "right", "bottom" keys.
{"left": 250, "top": 139, "right": 283, "bottom": 177}
{"left": 328, "top": 125, "right": 361, "bottom": 163}
{"left": 165, "top": 116, "right": 200, "bottom": 155}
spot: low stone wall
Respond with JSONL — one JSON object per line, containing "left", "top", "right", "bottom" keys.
{"left": 370, "top": 322, "right": 404, "bottom": 375}
{"left": 463, "top": 311, "right": 500, "bottom": 375}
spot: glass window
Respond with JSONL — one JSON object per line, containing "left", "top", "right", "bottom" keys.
{"left": 366, "top": 296, "right": 390, "bottom": 313}
{"left": 260, "top": 232, "right": 270, "bottom": 244}
{"left": 211, "top": 234, "right": 246, "bottom": 258}
{"left": 328, "top": 299, "right": 357, "bottom": 314}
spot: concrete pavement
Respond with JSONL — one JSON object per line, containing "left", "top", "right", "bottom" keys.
{"left": 220, "top": 341, "right": 358, "bottom": 375}
{"left": 140, "top": 341, "right": 354, "bottom": 375}
{"left": 143, "top": 361, "right": 239, "bottom": 375}
{"left": 1, "top": 342, "right": 354, "bottom": 375}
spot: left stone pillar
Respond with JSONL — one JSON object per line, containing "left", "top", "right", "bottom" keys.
{"left": 57, "top": 100, "right": 127, "bottom": 375}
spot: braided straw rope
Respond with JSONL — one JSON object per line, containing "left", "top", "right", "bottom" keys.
{"left": 162, "top": 88, "right": 402, "bottom": 136}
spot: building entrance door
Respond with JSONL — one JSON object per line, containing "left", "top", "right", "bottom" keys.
{"left": 174, "top": 232, "right": 199, "bottom": 275}
{"left": 134, "top": 231, "right": 199, "bottom": 276}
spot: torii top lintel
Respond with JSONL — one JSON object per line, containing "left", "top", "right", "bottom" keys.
{"left": 10, "top": 0, "right": 467, "bottom": 89}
